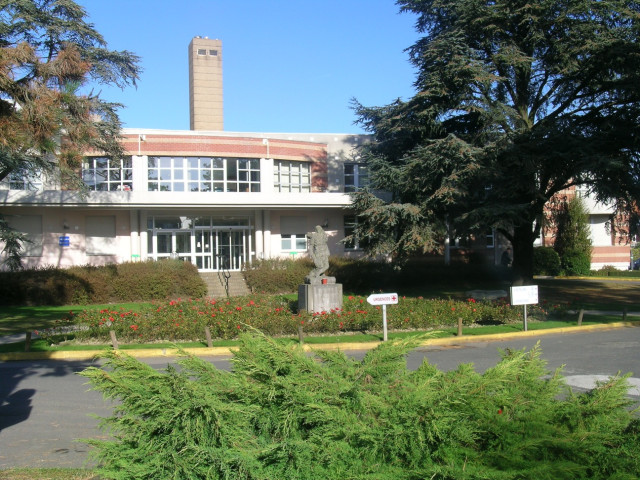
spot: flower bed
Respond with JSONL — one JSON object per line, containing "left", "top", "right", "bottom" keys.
{"left": 49, "top": 294, "right": 553, "bottom": 345}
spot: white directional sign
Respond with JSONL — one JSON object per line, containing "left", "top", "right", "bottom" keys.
{"left": 367, "top": 293, "right": 399, "bottom": 306}
{"left": 366, "top": 293, "right": 398, "bottom": 342}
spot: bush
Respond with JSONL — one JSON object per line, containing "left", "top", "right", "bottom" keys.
{"left": 0, "top": 260, "right": 207, "bottom": 305}
{"left": 244, "top": 257, "right": 506, "bottom": 296}
{"left": 243, "top": 258, "right": 313, "bottom": 294}
{"left": 63, "top": 294, "right": 545, "bottom": 344}
{"left": 561, "top": 248, "right": 592, "bottom": 276}
{"left": 80, "top": 336, "right": 640, "bottom": 479}
{"left": 533, "top": 247, "right": 561, "bottom": 276}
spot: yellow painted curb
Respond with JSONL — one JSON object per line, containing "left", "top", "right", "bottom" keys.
{"left": 1, "top": 321, "right": 638, "bottom": 362}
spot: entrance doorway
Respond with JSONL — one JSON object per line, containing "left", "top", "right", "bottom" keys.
{"left": 148, "top": 216, "right": 252, "bottom": 271}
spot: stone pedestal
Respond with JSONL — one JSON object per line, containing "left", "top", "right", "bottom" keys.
{"left": 298, "top": 282, "right": 343, "bottom": 314}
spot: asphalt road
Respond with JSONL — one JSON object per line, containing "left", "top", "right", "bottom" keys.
{"left": 1, "top": 326, "right": 639, "bottom": 470}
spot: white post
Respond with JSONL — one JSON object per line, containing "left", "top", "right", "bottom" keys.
{"left": 382, "top": 304, "right": 388, "bottom": 341}
{"left": 523, "top": 305, "right": 528, "bottom": 331}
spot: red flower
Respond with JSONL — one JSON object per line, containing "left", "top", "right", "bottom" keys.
{"left": 130, "top": 325, "right": 138, "bottom": 331}
{"left": 498, "top": 409, "right": 503, "bottom": 414}
{"left": 236, "top": 306, "right": 242, "bottom": 311}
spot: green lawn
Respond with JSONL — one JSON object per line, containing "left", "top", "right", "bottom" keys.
{"left": 1, "top": 277, "right": 639, "bottom": 353}
{"left": 0, "top": 302, "right": 152, "bottom": 336}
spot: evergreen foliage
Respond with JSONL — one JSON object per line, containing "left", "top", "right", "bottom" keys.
{"left": 532, "top": 247, "right": 561, "bottom": 276}
{"left": 0, "top": 0, "right": 141, "bottom": 268}
{"left": 552, "top": 197, "right": 593, "bottom": 275}
{"left": 81, "top": 335, "right": 640, "bottom": 479}
{"left": 350, "top": 0, "right": 640, "bottom": 281}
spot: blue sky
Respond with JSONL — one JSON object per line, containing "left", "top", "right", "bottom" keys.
{"left": 77, "top": 0, "right": 420, "bottom": 134}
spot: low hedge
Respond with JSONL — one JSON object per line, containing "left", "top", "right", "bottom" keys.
{"left": 48, "top": 293, "right": 552, "bottom": 344}
{"left": 244, "top": 256, "right": 506, "bottom": 295}
{"left": 0, "top": 260, "right": 207, "bottom": 306}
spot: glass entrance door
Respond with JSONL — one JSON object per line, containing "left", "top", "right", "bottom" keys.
{"left": 216, "top": 230, "right": 245, "bottom": 271}
{"left": 148, "top": 216, "right": 251, "bottom": 271}
{"left": 194, "top": 230, "right": 214, "bottom": 270}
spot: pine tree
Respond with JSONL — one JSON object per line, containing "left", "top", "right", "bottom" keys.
{"left": 351, "top": 0, "right": 640, "bottom": 281}
{"left": 0, "top": 0, "right": 141, "bottom": 268}
{"left": 553, "top": 196, "right": 593, "bottom": 275}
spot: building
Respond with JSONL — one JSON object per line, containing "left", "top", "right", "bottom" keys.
{"left": 538, "top": 186, "right": 632, "bottom": 271}
{"left": 0, "top": 37, "right": 371, "bottom": 273}
{"left": 1, "top": 128, "right": 371, "bottom": 271}
{"left": 0, "top": 37, "right": 632, "bottom": 273}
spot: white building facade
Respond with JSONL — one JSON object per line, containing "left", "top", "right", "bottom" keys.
{"left": 1, "top": 129, "right": 370, "bottom": 272}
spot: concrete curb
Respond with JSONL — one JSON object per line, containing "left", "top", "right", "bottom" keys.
{"left": 1, "top": 321, "right": 638, "bottom": 362}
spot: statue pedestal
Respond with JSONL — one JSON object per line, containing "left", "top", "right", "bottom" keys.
{"left": 298, "top": 282, "right": 343, "bottom": 314}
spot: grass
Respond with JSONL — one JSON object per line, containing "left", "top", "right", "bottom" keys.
{"left": 0, "top": 469, "right": 97, "bottom": 480}
{"left": 0, "top": 302, "right": 152, "bottom": 336}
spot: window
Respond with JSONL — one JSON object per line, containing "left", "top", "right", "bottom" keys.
{"left": 281, "top": 234, "right": 307, "bottom": 251}
{"left": 485, "top": 229, "right": 495, "bottom": 248}
{"left": 148, "top": 157, "right": 260, "bottom": 192}
{"left": 280, "top": 216, "right": 307, "bottom": 251}
{"left": 343, "top": 215, "right": 368, "bottom": 250}
{"left": 274, "top": 160, "right": 310, "bottom": 192}
{"left": 4, "top": 215, "right": 43, "bottom": 256}
{"left": 83, "top": 157, "right": 133, "bottom": 191}
{"left": 344, "top": 163, "right": 369, "bottom": 193}
{"left": 9, "top": 169, "right": 42, "bottom": 191}
{"left": 209, "top": 49, "right": 218, "bottom": 56}
{"left": 197, "top": 48, "right": 206, "bottom": 55}
{"left": 86, "top": 216, "right": 117, "bottom": 255}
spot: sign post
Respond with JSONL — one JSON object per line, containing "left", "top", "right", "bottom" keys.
{"left": 367, "top": 293, "right": 398, "bottom": 341}
{"left": 509, "top": 285, "right": 539, "bottom": 331}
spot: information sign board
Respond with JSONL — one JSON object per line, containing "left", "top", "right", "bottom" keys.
{"left": 366, "top": 293, "right": 399, "bottom": 306}
{"left": 510, "top": 285, "right": 539, "bottom": 305}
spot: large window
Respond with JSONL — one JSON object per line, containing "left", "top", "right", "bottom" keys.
{"left": 274, "top": 160, "right": 311, "bottom": 192}
{"left": 9, "top": 169, "right": 42, "bottom": 191}
{"left": 148, "top": 157, "right": 260, "bottom": 192}
{"left": 344, "top": 163, "right": 369, "bottom": 193}
{"left": 83, "top": 157, "right": 133, "bottom": 191}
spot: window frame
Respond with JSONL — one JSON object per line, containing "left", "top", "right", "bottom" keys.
{"left": 8, "top": 168, "right": 43, "bottom": 191}
{"left": 273, "top": 160, "right": 311, "bottom": 193}
{"left": 281, "top": 233, "right": 307, "bottom": 252}
{"left": 147, "top": 156, "right": 260, "bottom": 193}
{"left": 83, "top": 157, "right": 133, "bottom": 191}
{"left": 344, "top": 163, "right": 369, "bottom": 193}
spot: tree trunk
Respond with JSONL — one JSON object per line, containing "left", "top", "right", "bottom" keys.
{"left": 511, "top": 223, "right": 536, "bottom": 285}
